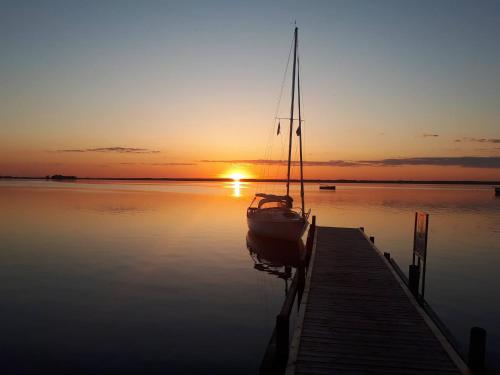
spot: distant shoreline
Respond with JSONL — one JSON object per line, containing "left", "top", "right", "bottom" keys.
{"left": 1, "top": 176, "right": 499, "bottom": 185}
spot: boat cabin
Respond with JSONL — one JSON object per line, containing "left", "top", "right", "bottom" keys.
{"left": 249, "top": 193, "right": 293, "bottom": 210}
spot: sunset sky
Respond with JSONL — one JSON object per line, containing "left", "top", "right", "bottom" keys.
{"left": 1, "top": 0, "right": 499, "bottom": 180}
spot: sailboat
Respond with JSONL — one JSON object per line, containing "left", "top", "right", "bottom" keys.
{"left": 247, "top": 27, "right": 310, "bottom": 242}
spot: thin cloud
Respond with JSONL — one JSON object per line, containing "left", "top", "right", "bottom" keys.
{"left": 55, "top": 147, "right": 160, "bottom": 154}
{"left": 119, "top": 162, "right": 196, "bottom": 166}
{"left": 360, "top": 156, "right": 500, "bottom": 168}
{"left": 202, "top": 157, "right": 500, "bottom": 169}
{"left": 458, "top": 137, "right": 500, "bottom": 144}
{"left": 422, "top": 133, "right": 439, "bottom": 138}
{"left": 90, "top": 147, "right": 160, "bottom": 153}
{"left": 200, "top": 159, "right": 361, "bottom": 167}
{"left": 149, "top": 162, "right": 195, "bottom": 166}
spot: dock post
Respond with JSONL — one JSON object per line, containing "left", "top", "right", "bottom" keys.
{"left": 276, "top": 314, "right": 289, "bottom": 364}
{"left": 360, "top": 227, "right": 364, "bottom": 232}
{"left": 369, "top": 236, "right": 374, "bottom": 243}
{"left": 383, "top": 252, "right": 390, "bottom": 260}
{"left": 408, "top": 264, "right": 420, "bottom": 297}
{"left": 468, "top": 327, "right": 487, "bottom": 374}
{"left": 305, "top": 216, "right": 316, "bottom": 267}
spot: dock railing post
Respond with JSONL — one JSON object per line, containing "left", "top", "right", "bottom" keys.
{"left": 305, "top": 216, "right": 316, "bottom": 268}
{"left": 408, "top": 264, "right": 420, "bottom": 298}
{"left": 468, "top": 327, "right": 487, "bottom": 374}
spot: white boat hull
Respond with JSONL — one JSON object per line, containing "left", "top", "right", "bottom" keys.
{"left": 247, "top": 210, "right": 308, "bottom": 241}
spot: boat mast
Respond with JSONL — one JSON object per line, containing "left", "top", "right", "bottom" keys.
{"left": 297, "top": 57, "right": 305, "bottom": 216}
{"left": 286, "top": 27, "right": 298, "bottom": 197}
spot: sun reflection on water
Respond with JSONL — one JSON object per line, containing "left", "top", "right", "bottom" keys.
{"left": 233, "top": 181, "right": 241, "bottom": 197}
{"left": 224, "top": 180, "right": 248, "bottom": 197}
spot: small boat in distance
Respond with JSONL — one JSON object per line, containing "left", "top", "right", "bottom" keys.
{"left": 50, "top": 174, "right": 77, "bottom": 180}
{"left": 319, "top": 185, "right": 336, "bottom": 190}
{"left": 247, "top": 27, "right": 310, "bottom": 241}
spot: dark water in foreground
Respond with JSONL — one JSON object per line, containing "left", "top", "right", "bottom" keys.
{"left": 0, "top": 180, "right": 499, "bottom": 373}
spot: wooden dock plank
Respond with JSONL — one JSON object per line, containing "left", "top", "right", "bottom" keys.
{"left": 288, "top": 227, "right": 466, "bottom": 374}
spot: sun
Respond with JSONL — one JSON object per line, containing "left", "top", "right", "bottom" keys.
{"left": 221, "top": 169, "right": 250, "bottom": 181}
{"left": 230, "top": 172, "right": 244, "bottom": 181}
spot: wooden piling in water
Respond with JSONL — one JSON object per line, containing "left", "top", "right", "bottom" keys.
{"left": 259, "top": 216, "right": 317, "bottom": 375}
{"left": 409, "top": 264, "right": 420, "bottom": 298}
{"left": 276, "top": 314, "right": 289, "bottom": 364}
{"left": 468, "top": 327, "right": 487, "bottom": 374}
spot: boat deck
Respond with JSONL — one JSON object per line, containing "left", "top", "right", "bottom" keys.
{"left": 287, "top": 226, "right": 467, "bottom": 374}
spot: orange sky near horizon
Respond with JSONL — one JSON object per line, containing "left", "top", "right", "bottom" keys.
{"left": 2, "top": 149, "right": 500, "bottom": 181}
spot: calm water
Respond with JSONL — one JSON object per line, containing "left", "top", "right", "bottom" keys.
{"left": 1, "top": 180, "right": 499, "bottom": 372}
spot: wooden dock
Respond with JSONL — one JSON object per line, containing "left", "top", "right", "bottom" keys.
{"left": 286, "top": 227, "right": 468, "bottom": 374}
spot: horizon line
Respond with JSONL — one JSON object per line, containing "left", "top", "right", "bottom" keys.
{"left": 1, "top": 176, "right": 499, "bottom": 185}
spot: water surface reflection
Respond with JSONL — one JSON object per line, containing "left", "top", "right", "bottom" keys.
{"left": 0, "top": 180, "right": 499, "bottom": 371}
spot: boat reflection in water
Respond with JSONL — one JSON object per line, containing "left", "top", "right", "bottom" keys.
{"left": 246, "top": 231, "right": 304, "bottom": 292}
